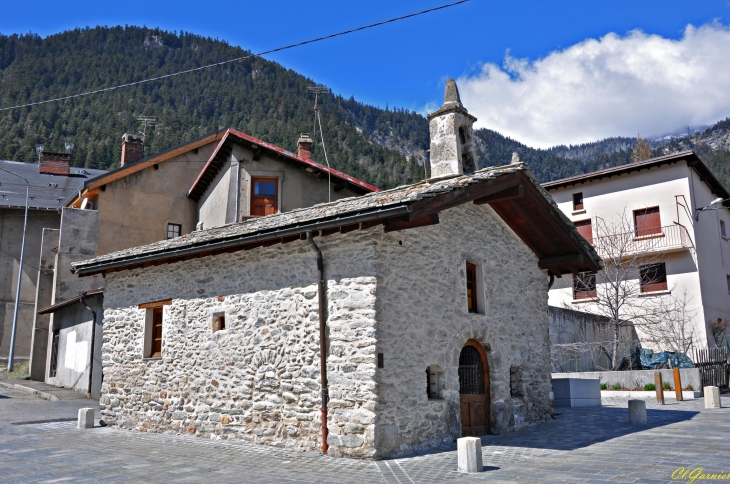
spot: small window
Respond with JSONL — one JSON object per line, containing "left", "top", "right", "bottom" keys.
{"left": 573, "top": 193, "right": 584, "bottom": 210}
{"left": 426, "top": 364, "right": 443, "bottom": 399}
{"left": 640, "top": 263, "right": 668, "bottom": 293}
{"left": 634, "top": 207, "right": 661, "bottom": 237}
{"left": 212, "top": 313, "right": 226, "bottom": 332}
{"left": 726, "top": 275, "right": 730, "bottom": 293}
{"left": 140, "top": 300, "right": 171, "bottom": 358}
{"left": 251, "top": 177, "right": 279, "bottom": 216}
{"left": 573, "top": 272, "right": 597, "bottom": 299}
{"left": 167, "top": 223, "right": 182, "bottom": 239}
{"left": 510, "top": 366, "right": 523, "bottom": 397}
{"left": 466, "top": 263, "right": 478, "bottom": 313}
{"left": 721, "top": 220, "right": 727, "bottom": 238}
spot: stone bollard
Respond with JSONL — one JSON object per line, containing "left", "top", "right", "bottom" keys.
{"left": 628, "top": 399, "right": 647, "bottom": 426}
{"left": 78, "top": 408, "right": 95, "bottom": 429}
{"left": 457, "top": 437, "right": 483, "bottom": 473}
{"left": 704, "top": 386, "right": 721, "bottom": 409}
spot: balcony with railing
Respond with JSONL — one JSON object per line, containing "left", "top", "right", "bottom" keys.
{"left": 590, "top": 224, "right": 694, "bottom": 257}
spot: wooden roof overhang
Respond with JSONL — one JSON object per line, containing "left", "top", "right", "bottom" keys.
{"left": 64, "top": 129, "right": 228, "bottom": 208}
{"left": 187, "top": 129, "right": 381, "bottom": 202}
{"left": 73, "top": 169, "right": 600, "bottom": 278}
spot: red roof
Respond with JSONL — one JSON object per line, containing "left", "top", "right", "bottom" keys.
{"left": 188, "top": 129, "right": 380, "bottom": 201}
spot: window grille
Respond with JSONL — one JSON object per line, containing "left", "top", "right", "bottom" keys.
{"left": 458, "top": 345, "right": 485, "bottom": 395}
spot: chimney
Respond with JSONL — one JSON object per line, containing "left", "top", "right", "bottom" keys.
{"left": 426, "top": 79, "right": 478, "bottom": 180}
{"left": 39, "top": 152, "right": 71, "bottom": 176}
{"left": 121, "top": 133, "right": 145, "bottom": 166}
{"left": 297, "top": 133, "right": 313, "bottom": 159}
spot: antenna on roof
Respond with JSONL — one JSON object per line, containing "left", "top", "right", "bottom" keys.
{"left": 307, "top": 85, "right": 332, "bottom": 202}
{"left": 135, "top": 116, "right": 157, "bottom": 137}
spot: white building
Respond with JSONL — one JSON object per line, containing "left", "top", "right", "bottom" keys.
{"left": 544, "top": 151, "right": 730, "bottom": 351}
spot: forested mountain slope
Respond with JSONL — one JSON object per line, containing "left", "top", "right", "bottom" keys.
{"left": 0, "top": 27, "right": 728, "bottom": 190}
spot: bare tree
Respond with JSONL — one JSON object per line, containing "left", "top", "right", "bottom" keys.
{"left": 566, "top": 213, "right": 693, "bottom": 369}
{"left": 632, "top": 133, "right": 654, "bottom": 163}
{"left": 710, "top": 318, "right": 728, "bottom": 348}
{"left": 640, "top": 288, "right": 697, "bottom": 355}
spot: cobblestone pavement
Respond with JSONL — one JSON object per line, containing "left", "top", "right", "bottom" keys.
{"left": 1, "top": 388, "right": 728, "bottom": 483}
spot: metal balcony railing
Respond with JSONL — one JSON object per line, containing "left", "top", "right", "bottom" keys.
{"left": 591, "top": 224, "right": 694, "bottom": 257}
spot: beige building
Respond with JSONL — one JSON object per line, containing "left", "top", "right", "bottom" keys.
{"left": 544, "top": 151, "right": 730, "bottom": 351}
{"left": 73, "top": 81, "right": 600, "bottom": 458}
{"left": 32, "top": 129, "right": 378, "bottom": 396}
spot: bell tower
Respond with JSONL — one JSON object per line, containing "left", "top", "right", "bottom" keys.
{"left": 426, "top": 79, "right": 477, "bottom": 180}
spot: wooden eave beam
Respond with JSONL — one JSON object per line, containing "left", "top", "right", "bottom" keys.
{"left": 473, "top": 184, "right": 524, "bottom": 205}
{"left": 383, "top": 213, "right": 439, "bottom": 233}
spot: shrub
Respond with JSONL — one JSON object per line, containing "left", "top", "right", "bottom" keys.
{"left": 612, "top": 382, "right": 622, "bottom": 390}
{"left": 685, "top": 385, "right": 694, "bottom": 391}
{"left": 644, "top": 383, "right": 656, "bottom": 391}
{"left": 663, "top": 382, "right": 671, "bottom": 390}
{"left": 600, "top": 383, "right": 608, "bottom": 390}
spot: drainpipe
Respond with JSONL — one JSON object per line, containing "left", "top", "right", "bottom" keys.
{"left": 306, "top": 230, "right": 328, "bottom": 455}
{"left": 80, "top": 293, "right": 97, "bottom": 398}
{"left": 548, "top": 273, "right": 555, "bottom": 290}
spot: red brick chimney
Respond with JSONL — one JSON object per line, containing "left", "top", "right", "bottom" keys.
{"left": 297, "top": 133, "right": 313, "bottom": 159}
{"left": 39, "top": 152, "right": 71, "bottom": 176}
{"left": 121, "top": 133, "right": 145, "bottom": 166}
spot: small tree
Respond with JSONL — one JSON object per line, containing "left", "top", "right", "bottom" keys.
{"left": 568, "top": 213, "right": 694, "bottom": 369}
{"left": 632, "top": 134, "right": 654, "bottom": 163}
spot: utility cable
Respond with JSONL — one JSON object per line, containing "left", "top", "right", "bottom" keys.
{"left": 0, "top": 0, "right": 469, "bottom": 112}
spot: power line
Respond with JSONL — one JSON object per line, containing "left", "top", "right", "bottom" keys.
{"left": 0, "top": 0, "right": 469, "bottom": 112}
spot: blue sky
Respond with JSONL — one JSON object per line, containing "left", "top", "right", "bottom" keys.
{"left": 3, "top": 0, "right": 730, "bottom": 147}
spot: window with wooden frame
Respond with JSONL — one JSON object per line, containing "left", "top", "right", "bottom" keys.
{"left": 573, "top": 272, "right": 597, "bottom": 300}
{"left": 140, "top": 299, "right": 171, "bottom": 358}
{"left": 251, "top": 177, "right": 278, "bottom": 216}
{"left": 634, "top": 207, "right": 661, "bottom": 237}
{"left": 640, "top": 263, "right": 668, "bottom": 293}
{"left": 466, "top": 263, "right": 478, "bottom": 313}
{"left": 167, "top": 223, "right": 182, "bottom": 239}
{"left": 574, "top": 219, "right": 593, "bottom": 244}
{"left": 573, "top": 192, "right": 584, "bottom": 211}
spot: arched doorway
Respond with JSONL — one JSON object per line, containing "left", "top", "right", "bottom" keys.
{"left": 458, "top": 339, "right": 490, "bottom": 436}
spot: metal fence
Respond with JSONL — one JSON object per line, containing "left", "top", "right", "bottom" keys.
{"left": 694, "top": 348, "right": 729, "bottom": 391}
{"left": 592, "top": 224, "right": 693, "bottom": 256}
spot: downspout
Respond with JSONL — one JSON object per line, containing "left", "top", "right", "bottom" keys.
{"left": 306, "top": 230, "right": 328, "bottom": 455}
{"left": 80, "top": 293, "right": 97, "bottom": 398}
{"left": 548, "top": 273, "right": 555, "bottom": 290}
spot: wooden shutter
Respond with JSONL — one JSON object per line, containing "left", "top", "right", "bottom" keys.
{"left": 574, "top": 219, "right": 593, "bottom": 244}
{"left": 152, "top": 307, "right": 163, "bottom": 357}
{"left": 466, "top": 263, "right": 477, "bottom": 313}
{"left": 634, "top": 207, "right": 661, "bottom": 237}
{"left": 251, "top": 177, "right": 278, "bottom": 216}
{"left": 640, "top": 263, "right": 667, "bottom": 292}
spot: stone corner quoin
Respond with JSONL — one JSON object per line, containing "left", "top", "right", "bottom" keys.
{"left": 98, "top": 201, "right": 553, "bottom": 459}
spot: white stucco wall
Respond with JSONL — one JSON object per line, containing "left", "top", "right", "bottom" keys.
{"left": 546, "top": 160, "right": 730, "bottom": 350}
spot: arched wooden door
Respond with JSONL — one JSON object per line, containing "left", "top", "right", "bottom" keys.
{"left": 459, "top": 339, "right": 490, "bottom": 436}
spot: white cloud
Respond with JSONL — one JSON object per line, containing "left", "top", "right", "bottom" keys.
{"left": 454, "top": 23, "right": 730, "bottom": 148}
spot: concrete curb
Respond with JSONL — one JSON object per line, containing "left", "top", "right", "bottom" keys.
{"left": 0, "top": 379, "right": 59, "bottom": 401}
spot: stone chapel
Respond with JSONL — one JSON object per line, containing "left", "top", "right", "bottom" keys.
{"left": 73, "top": 80, "right": 600, "bottom": 459}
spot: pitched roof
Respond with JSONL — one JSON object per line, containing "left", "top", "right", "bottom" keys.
{"left": 72, "top": 162, "right": 601, "bottom": 278}
{"left": 37, "top": 288, "right": 104, "bottom": 315}
{"left": 187, "top": 129, "right": 381, "bottom": 201}
{"left": 0, "top": 160, "right": 107, "bottom": 211}
{"left": 542, "top": 151, "right": 730, "bottom": 206}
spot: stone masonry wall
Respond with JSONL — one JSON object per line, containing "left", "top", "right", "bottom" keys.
{"left": 371, "top": 202, "right": 553, "bottom": 459}
{"left": 99, "top": 235, "right": 380, "bottom": 458}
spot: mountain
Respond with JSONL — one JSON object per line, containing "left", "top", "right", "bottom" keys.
{"left": 0, "top": 26, "right": 728, "bottom": 191}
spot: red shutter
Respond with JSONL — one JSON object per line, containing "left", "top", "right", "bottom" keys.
{"left": 634, "top": 207, "right": 661, "bottom": 236}
{"left": 574, "top": 219, "right": 593, "bottom": 244}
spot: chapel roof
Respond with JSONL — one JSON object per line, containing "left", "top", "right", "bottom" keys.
{"left": 72, "top": 161, "right": 601, "bottom": 277}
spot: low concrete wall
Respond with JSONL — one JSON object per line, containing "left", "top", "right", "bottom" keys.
{"left": 552, "top": 369, "right": 702, "bottom": 391}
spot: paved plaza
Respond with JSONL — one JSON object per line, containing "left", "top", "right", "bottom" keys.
{"left": 0, "top": 384, "right": 728, "bottom": 483}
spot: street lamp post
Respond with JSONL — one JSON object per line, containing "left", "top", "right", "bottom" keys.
{"left": 695, "top": 197, "right": 727, "bottom": 220}
{"left": 0, "top": 167, "right": 30, "bottom": 372}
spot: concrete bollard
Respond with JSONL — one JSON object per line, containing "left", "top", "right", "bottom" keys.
{"left": 457, "top": 437, "right": 483, "bottom": 473}
{"left": 628, "top": 399, "right": 647, "bottom": 426}
{"left": 704, "top": 386, "right": 721, "bottom": 409}
{"left": 78, "top": 408, "right": 95, "bottom": 429}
